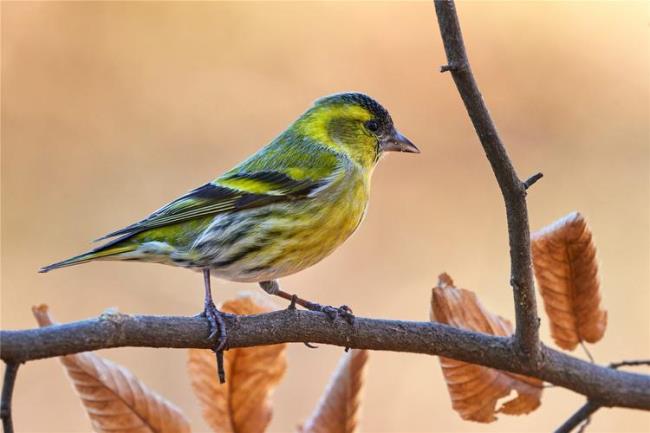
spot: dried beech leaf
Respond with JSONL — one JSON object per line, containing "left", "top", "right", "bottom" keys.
{"left": 32, "top": 304, "right": 190, "bottom": 433}
{"left": 187, "top": 293, "right": 287, "bottom": 433}
{"left": 300, "top": 349, "right": 369, "bottom": 433}
{"left": 531, "top": 212, "right": 607, "bottom": 350}
{"left": 430, "top": 275, "right": 543, "bottom": 423}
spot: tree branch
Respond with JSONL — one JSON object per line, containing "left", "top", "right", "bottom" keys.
{"left": 1, "top": 363, "right": 19, "bottom": 433}
{"left": 554, "top": 400, "right": 601, "bottom": 433}
{"left": 433, "top": 0, "right": 541, "bottom": 362}
{"left": 1, "top": 310, "right": 649, "bottom": 410}
{"left": 554, "top": 359, "right": 650, "bottom": 432}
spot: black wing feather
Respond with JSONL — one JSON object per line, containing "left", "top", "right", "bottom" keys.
{"left": 96, "top": 171, "right": 328, "bottom": 240}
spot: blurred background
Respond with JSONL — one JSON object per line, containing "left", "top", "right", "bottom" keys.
{"left": 2, "top": 1, "right": 648, "bottom": 432}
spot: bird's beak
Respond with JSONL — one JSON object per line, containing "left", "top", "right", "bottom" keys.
{"left": 379, "top": 129, "right": 420, "bottom": 154}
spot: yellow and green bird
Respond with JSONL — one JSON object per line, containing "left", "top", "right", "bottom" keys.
{"left": 41, "top": 92, "right": 419, "bottom": 352}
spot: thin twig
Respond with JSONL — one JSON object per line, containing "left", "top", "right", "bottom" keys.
{"left": 554, "top": 401, "right": 601, "bottom": 433}
{"left": 610, "top": 360, "right": 650, "bottom": 369}
{"left": 1, "top": 363, "right": 19, "bottom": 433}
{"left": 433, "top": 0, "right": 541, "bottom": 363}
{"left": 523, "top": 172, "right": 544, "bottom": 190}
{"left": 1, "top": 311, "right": 649, "bottom": 410}
{"left": 440, "top": 62, "right": 467, "bottom": 73}
{"left": 576, "top": 415, "right": 592, "bottom": 433}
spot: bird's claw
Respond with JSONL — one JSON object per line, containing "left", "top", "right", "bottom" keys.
{"left": 337, "top": 305, "right": 355, "bottom": 324}
{"left": 306, "top": 302, "right": 355, "bottom": 324}
{"left": 323, "top": 305, "right": 355, "bottom": 324}
{"left": 322, "top": 306, "right": 339, "bottom": 321}
{"left": 202, "top": 301, "right": 228, "bottom": 353}
{"left": 202, "top": 300, "right": 228, "bottom": 383}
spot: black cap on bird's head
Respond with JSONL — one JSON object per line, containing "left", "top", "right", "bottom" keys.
{"left": 314, "top": 92, "right": 420, "bottom": 155}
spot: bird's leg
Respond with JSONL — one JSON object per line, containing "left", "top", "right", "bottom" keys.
{"left": 201, "top": 269, "right": 227, "bottom": 383}
{"left": 259, "top": 280, "right": 355, "bottom": 324}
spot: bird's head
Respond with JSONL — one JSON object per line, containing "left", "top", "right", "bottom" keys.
{"left": 295, "top": 92, "right": 419, "bottom": 169}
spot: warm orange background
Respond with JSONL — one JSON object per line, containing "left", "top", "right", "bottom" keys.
{"left": 2, "top": 1, "right": 648, "bottom": 432}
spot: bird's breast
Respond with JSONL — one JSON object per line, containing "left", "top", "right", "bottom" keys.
{"left": 198, "top": 174, "right": 370, "bottom": 282}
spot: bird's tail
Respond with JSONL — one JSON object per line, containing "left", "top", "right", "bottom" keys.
{"left": 39, "top": 243, "right": 137, "bottom": 273}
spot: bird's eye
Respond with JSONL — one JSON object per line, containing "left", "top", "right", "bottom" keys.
{"left": 365, "top": 120, "right": 380, "bottom": 133}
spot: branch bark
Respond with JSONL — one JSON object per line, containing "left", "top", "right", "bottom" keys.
{"left": 433, "top": 0, "right": 541, "bottom": 362}
{"left": 1, "top": 310, "right": 649, "bottom": 410}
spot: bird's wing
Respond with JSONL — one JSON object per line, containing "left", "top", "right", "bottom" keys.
{"left": 97, "top": 168, "right": 341, "bottom": 240}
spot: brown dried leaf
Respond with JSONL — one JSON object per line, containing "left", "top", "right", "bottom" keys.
{"left": 430, "top": 274, "right": 543, "bottom": 423}
{"left": 187, "top": 293, "right": 287, "bottom": 433}
{"left": 299, "top": 349, "right": 369, "bottom": 433}
{"left": 32, "top": 304, "right": 190, "bottom": 433}
{"left": 531, "top": 212, "right": 607, "bottom": 350}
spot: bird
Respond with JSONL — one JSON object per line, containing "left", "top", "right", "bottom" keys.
{"left": 40, "top": 91, "right": 419, "bottom": 374}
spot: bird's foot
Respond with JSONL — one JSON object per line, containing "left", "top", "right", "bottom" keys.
{"left": 260, "top": 280, "right": 354, "bottom": 323}
{"left": 202, "top": 300, "right": 228, "bottom": 350}
{"left": 304, "top": 302, "right": 355, "bottom": 324}
{"left": 201, "top": 300, "right": 228, "bottom": 383}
